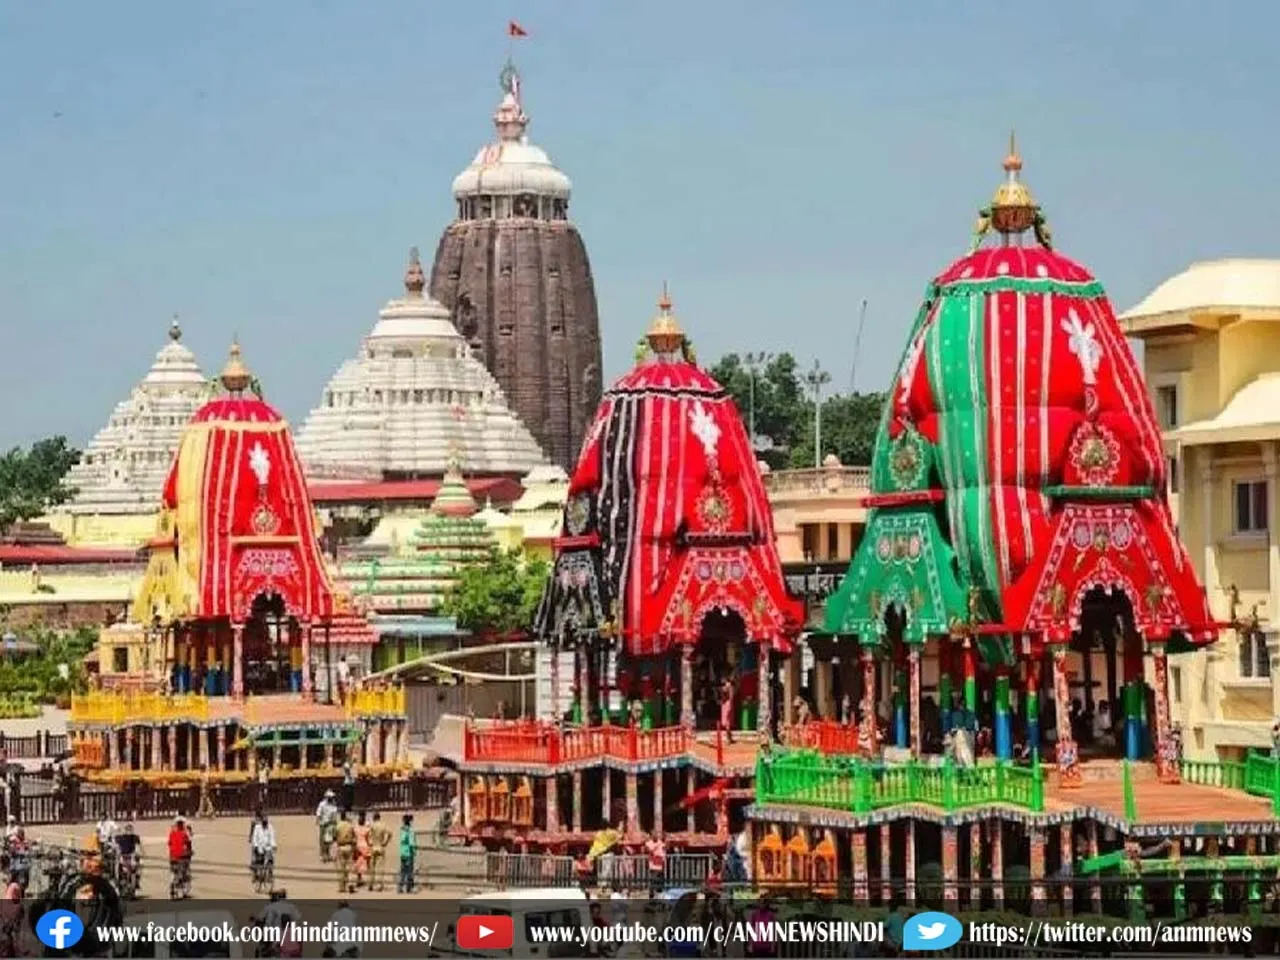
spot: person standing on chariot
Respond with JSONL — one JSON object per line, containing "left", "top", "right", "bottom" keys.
{"left": 719, "top": 678, "right": 734, "bottom": 744}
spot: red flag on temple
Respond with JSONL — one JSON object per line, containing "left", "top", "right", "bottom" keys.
{"left": 508, "top": 21, "right": 528, "bottom": 38}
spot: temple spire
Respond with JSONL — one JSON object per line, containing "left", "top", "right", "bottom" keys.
{"left": 404, "top": 247, "right": 425, "bottom": 298}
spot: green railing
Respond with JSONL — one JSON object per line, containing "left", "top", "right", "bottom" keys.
{"left": 756, "top": 749, "right": 1045, "bottom": 814}
{"left": 1178, "top": 751, "right": 1280, "bottom": 816}
{"left": 1179, "top": 757, "right": 1247, "bottom": 791}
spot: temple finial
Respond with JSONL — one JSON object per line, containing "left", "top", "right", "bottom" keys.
{"left": 646, "top": 283, "right": 685, "bottom": 356}
{"left": 982, "top": 130, "right": 1042, "bottom": 244}
{"left": 404, "top": 246, "right": 425, "bottom": 297}
{"left": 1004, "top": 129, "right": 1022, "bottom": 173}
{"left": 494, "top": 58, "right": 528, "bottom": 141}
{"left": 220, "top": 338, "right": 252, "bottom": 394}
{"left": 169, "top": 314, "right": 182, "bottom": 342}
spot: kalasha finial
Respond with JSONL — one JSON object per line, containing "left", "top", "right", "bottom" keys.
{"left": 220, "top": 339, "right": 252, "bottom": 394}
{"left": 1003, "top": 129, "right": 1022, "bottom": 173}
{"left": 646, "top": 283, "right": 685, "bottom": 356}
{"left": 972, "top": 131, "right": 1052, "bottom": 251}
{"left": 989, "top": 129, "right": 1038, "bottom": 237}
{"left": 404, "top": 247, "right": 425, "bottom": 297}
{"left": 169, "top": 314, "right": 182, "bottom": 342}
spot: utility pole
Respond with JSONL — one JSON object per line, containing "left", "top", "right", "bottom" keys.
{"left": 805, "top": 360, "right": 831, "bottom": 468}
{"left": 744, "top": 352, "right": 772, "bottom": 452}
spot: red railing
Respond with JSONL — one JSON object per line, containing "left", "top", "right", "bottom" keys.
{"left": 465, "top": 720, "right": 691, "bottom": 764}
{"left": 783, "top": 720, "right": 861, "bottom": 755}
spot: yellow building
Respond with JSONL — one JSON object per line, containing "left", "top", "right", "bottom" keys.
{"left": 1121, "top": 258, "right": 1280, "bottom": 760}
{"left": 764, "top": 455, "right": 868, "bottom": 564}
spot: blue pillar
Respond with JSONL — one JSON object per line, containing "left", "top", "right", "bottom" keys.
{"left": 995, "top": 667, "right": 1012, "bottom": 761}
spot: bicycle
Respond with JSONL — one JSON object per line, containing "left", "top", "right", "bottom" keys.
{"left": 169, "top": 857, "right": 192, "bottom": 900}
{"left": 252, "top": 852, "right": 276, "bottom": 894}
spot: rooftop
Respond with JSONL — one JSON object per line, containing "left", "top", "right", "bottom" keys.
{"left": 1174, "top": 371, "right": 1280, "bottom": 446}
{"left": 1120, "top": 258, "right": 1280, "bottom": 329}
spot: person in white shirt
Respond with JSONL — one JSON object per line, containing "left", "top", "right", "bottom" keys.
{"left": 3, "top": 816, "right": 18, "bottom": 843}
{"left": 96, "top": 815, "right": 119, "bottom": 846}
{"left": 250, "top": 813, "right": 277, "bottom": 874}
{"left": 327, "top": 901, "right": 359, "bottom": 958}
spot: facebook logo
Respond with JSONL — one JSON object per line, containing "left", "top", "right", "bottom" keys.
{"left": 37, "top": 909, "right": 85, "bottom": 950}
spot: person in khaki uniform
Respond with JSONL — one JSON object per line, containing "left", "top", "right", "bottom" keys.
{"left": 368, "top": 812, "right": 391, "bottom": 891}
{"left": 333, "top": 811, "right": 357, "bottom": 893}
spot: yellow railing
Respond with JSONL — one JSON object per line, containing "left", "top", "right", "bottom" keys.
{"left": 345, "top": 687, "right": 406, "bottom": 717}
{"left": 70, "top": 692, "right": 211, "bottom": 725}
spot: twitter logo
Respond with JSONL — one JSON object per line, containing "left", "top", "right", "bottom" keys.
{"left": 903, "top": 911, "right": 964, "bottom": 951}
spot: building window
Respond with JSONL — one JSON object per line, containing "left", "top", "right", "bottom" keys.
{"left": 826, "top": 524, "right": 839, "bottom": 560}
{"left": 1155, "top": 384, "right": 1179, "bottom": 430}
{"left": 1170, "top": 665, "right": 1182, "bottom": 704}
{"left": 1167, "top": 455, "right": 1179, "bottom": 494}
{"left": 1240, "top": 630, "right": 1271, "bottom": 679}
{"left": 112, "top": 647, "right": 129, "bottom": 673}
{"left": 1233, "top": 480, "right": 1268, "bottom": 534}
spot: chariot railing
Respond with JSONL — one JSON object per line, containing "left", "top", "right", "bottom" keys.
{"left": 1178, "top": 750, "right": 1280, "bottom": 816}
{"left": 756, "top": 748, "right": 1045, "bottom": 814}
{"left": 464, "top": 720, "right": 691, "bottom": 765}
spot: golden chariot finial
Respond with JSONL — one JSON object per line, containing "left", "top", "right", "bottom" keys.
{"left": 645, "top": 283, "right": 685, "bottom": 356}
{"left": 220, "top": 339, "right": 252, "bottom": 394}
{"left": 971, "top": 130, "right": 1052, "bottom": 252}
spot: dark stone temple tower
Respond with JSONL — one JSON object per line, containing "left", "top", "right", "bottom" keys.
{"left": 429, "top": 60, "right": 603, "bottom": 470}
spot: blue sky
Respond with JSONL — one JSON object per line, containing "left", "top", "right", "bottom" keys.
{"left": 1, "top": 0, "right": 1275, "bottom": 448}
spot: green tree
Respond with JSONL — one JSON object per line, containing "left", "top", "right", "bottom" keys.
{"left": 709, "top": 353, "right": 885, "bottom": 469}
{"left": 442, "top": 549, "right": 550, "bottom": 635}
{"left": 0, "top": 436, "right": 80, "bottom": 530}
{"left": 790, "top": 391, "right": 885, "bottom": 468}
{"left": 709, "top": 353, "right": 809, "bottom": 470}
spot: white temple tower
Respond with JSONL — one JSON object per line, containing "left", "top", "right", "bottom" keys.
{"left": 62, "top": 318, "right": 208, "bottom": 519}
{"left": 296, "top": 249, "right": 547, "bottom": 479}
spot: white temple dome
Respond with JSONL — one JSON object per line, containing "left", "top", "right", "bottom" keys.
{"left": 296, "top": 249, "right": 548, "bottom": 479}
{"left": 63, "top": 318, "right": 209, "bottom": 515}
{"left": 451, "top": 86, "right": 572, "bottom": 201}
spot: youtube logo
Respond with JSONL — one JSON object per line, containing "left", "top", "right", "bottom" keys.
{"left": 456, "top": 915, "right": 515, "bottom": 950}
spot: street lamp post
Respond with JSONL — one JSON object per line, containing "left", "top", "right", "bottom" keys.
{"left": 805, "top": 360, "right": 831, "bottom": 468}
{"left": 744, "top": 352, "right": 772, "bottom": 452}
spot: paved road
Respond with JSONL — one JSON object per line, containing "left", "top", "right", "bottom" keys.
{"left": 26, "top": 812, "right": 489, "bottom": 901}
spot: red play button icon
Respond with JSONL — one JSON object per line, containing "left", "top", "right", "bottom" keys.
{"left": 457, "top": 915, "right": 514, "bottom": 950}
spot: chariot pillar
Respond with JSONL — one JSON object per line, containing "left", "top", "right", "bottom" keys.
{"left": 653, "top": 770, "right": 664, "bottom": 836}
{"left": 1052, "top": 646, "right": 1080, "bottom": 786}
{"left": 852, "top": 827, "right": 869, "bottom": 906}
{"left": 990, "top": 819, "right": 1005, "bottom": 910}
{"left": 879, "top": 824, "right": 893, "bottom": 903}
{"left": 1029, "top": 826, "right": 1047, "bottom": 914}
{"left": 908, "top": 646, "right": 922, "bottom": 757}
{"left": 231, "top": 624, "right": 245, "bottom": 698}
{"left": 1151, "top": 642, "right": 1180, "bottom": 783}
{"left": 941, "top": 825, "right": 959, "bottom": 912}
